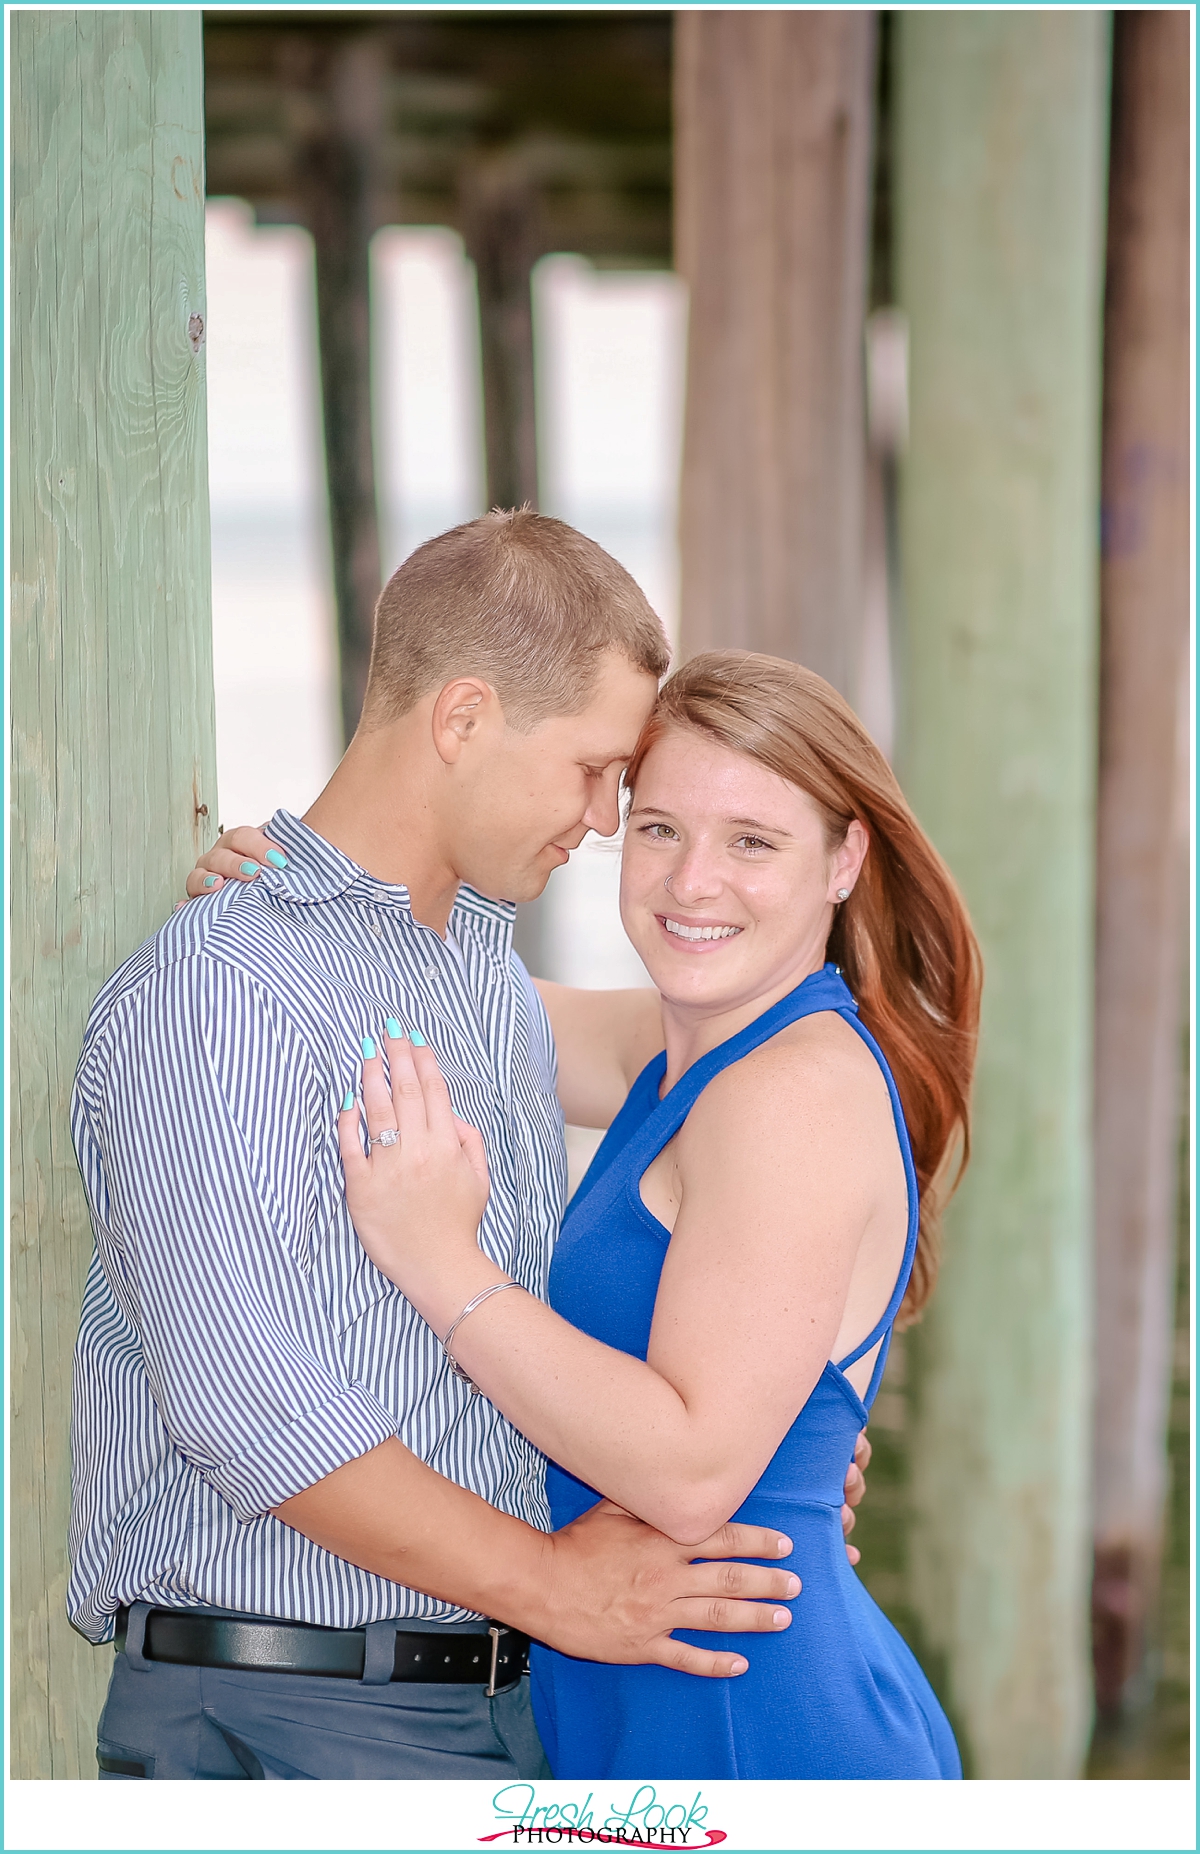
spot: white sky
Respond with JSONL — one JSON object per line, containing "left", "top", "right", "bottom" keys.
{"left": 536, "top": 252, "right": 687, "bottom": 513}
{"left": 372, "top": 225, "right": 486, "bottom": 570}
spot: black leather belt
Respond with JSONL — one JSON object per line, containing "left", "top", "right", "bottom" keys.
{"left": 114, "top": 1607, "right": 529, "bottom": 1695}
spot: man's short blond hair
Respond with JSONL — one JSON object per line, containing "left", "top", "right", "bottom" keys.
{"left": 361, "top": 508, "right": 671, "bottom": 731}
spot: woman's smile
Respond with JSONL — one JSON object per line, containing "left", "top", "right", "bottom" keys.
{"left": 658, "top": 914, "right": 744, "bottom": 947}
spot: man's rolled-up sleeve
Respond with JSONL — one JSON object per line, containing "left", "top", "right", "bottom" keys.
{"left": 84, "top": 957, "right": 397, "bottom": 1521}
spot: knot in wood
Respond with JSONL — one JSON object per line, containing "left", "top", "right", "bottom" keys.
{"left": 188, "top": 313, "right": 205, "bottom": 354}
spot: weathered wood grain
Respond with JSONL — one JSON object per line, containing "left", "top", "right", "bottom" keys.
{"left": 893, "top": 12, "right": 1109, "bottom": 1775}
{"left": 674, "top": 10, "right": 875, "bottom": 698}
{"left": 10, "top": 11, "right": 217, "bottom": 1778}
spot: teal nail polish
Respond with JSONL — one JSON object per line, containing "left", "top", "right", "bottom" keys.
{"left": 240, "top": 861, "right": 259, "bottom": 876}
{"left": 342, "top": 1092, "right": 354, "bottom": 1112}
{"left": 385, "top": 1017, "right": 402, "bottom": 1039}
{"left": 265, "top": 848, "right": 288, "bottom": 870}
{"left": 361, "top": 1036, "right": 376, "bottom": 1060}
{"left": 203, "top": 874, "right": 218, "bottom": 889}
{"left": 410, "top": 1030, "right": 427, "bottom": 1048}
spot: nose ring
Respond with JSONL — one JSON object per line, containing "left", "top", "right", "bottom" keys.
{"left": 664, "top": 873, "right": 676, "bottom": 895}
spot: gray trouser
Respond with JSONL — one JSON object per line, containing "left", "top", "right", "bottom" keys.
{"left": 97, "top": 1608, "right": 551, "bottom": 1780}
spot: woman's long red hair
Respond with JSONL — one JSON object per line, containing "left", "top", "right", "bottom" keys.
{"left": 626, "top": 650, "right": 982, "bottom": 1323}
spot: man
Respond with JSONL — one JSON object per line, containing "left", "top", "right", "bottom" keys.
{"left": 71, "top": 509, "right": 867, "bottom": 1781}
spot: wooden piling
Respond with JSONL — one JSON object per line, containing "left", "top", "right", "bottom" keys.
{"left": 674, "top": 9, "right": 876, "bottom": 697}
{"left": 1092, "top": 7, "right": 1191, "bottom": 1716}
{"left": 893, "top": 10, "right": 1110, "bottom": 1775}
{"left": 10, "top": 11, "right": 217, "bottom": 1777}
{"left": 462, "top": 156, "right": 541, "bottom": 516}
{"left": 282, "top": 33, "right": 386, "bottom": 744}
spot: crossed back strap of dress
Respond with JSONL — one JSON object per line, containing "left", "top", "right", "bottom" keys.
{"left": 623, "top": 962, "right": 921, "bottom": 1415}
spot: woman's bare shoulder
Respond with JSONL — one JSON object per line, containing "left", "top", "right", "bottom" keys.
{"left": 678, "top": 1008, "right": 891, "bottom": 1165}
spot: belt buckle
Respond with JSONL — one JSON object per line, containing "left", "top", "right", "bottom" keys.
{"left": 486, "top": 1624, "right": 509, "bottom": 1698}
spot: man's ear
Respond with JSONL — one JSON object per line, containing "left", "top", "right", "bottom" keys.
{"left": 431, "top": 677, "right": 503, "bottom": 767}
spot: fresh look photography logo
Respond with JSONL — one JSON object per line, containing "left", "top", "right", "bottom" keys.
{"left": 479, "top": 1784, "right": 727, "bottom": 1847}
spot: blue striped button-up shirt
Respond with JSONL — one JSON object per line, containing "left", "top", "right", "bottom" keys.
{"left": 69, "top": 811, "right": 566, "bottom": 1643}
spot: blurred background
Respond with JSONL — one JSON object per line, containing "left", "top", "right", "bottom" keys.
{"left": 10, "top": 8, "right": 1191, "bottom": 1784}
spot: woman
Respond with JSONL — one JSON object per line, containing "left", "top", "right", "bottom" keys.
{"left": 197, "top": 651, "right": 980, "bottom": 1778}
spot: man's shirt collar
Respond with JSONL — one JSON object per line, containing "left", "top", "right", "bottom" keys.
{"left": 263, "top": 809, "right": 517, "bottom": 957}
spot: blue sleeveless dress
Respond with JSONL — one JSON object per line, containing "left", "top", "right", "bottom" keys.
{"left": 529, "top": 965, "right": 961, "bottom": 1780}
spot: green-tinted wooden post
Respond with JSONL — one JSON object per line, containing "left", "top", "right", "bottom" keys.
{"left": 11, "top": 13, "right": 217, "bottom": 1778}
{"left": 893, "top": 14, "right": 1109, "bottom": 1775}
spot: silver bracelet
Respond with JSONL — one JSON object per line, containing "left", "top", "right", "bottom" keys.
{"left": 442, "top": 1280, "right": 520, "bottom": 1391}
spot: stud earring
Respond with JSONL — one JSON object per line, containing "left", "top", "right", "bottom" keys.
{"left": 836, "top": 888, "right": 851, "bottom": 901}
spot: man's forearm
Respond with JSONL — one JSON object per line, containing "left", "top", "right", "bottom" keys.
{"left": 273, "top": 1437, "right": 551, "bottom": 1632}
{"left": 274, "top": 1435, "right": 805, "bottom": 1678}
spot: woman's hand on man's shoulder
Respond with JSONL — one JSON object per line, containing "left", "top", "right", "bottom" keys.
{"left": 182, "top": 824, "right": 287, "bottom": 900}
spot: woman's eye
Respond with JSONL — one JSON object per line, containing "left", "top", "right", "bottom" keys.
{"left": 733, "top": 835, "right": 773, "bottom": 853}
{"left": 639, "top": 822, "right": 678, "bottom": 842}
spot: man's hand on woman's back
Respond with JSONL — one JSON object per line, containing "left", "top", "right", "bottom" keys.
{"left": 842, "top": 1431, "right": 872, "bottom": 1565}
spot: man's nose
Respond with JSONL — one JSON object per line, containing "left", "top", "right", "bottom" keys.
{"left": 583, "top": 784, "right": 622, "bottom": 839}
